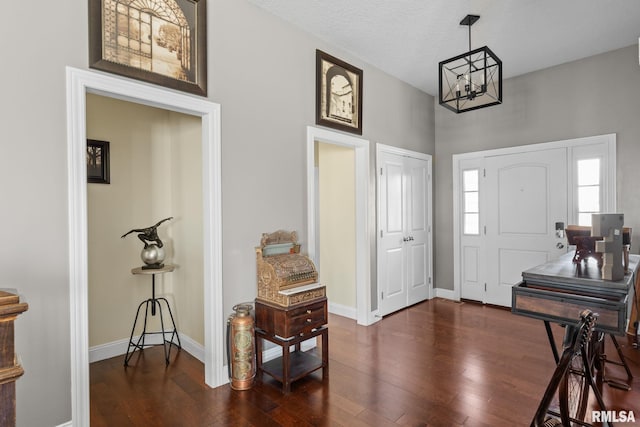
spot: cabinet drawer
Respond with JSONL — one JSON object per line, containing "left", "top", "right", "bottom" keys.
{"left": 288, "top": 300, "right": 327, "bottom": 336}
{"left": 255, "top": 297, "right": 327, "bottom": 338}
{"left": 512, "top": 281, "right": 629, "bottom": 335}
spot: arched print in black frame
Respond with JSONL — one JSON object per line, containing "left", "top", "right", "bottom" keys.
{"left": 89, "top": 0, "right": 207, "bottom": 96}
{"left": 316, "top": 50, "right": 363, "bottom": 135}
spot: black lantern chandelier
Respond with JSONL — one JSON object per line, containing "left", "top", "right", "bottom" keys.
{"left": 439, "top": 14, "right": 502, "bottom": 113}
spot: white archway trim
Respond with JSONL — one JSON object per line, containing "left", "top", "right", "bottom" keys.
{"left": 306, "top": 126, "right": 373, "bottom": 325}
{"left": 66, "top": 67, "right": 223, "bottom": 426}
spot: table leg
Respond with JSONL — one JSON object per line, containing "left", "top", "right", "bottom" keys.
{"left": 282, "top": 343, "right": 291, "bottom": 393}
{"left": 544, "top": 321, "right": 560, "bottom": 365}
{"left": 151, "top": 274, "right": 157, "bottom": 316}
{"left": 253, "top": 326, "right": 327, "bottom": 393}
{"left": 156, "top": 302, "right": 169, "bottom": 365}
{"left": 609, "top": 334, "right": 633, "bottom": 379}
{"left": 322, "top": 329, "right": 329, "bottom": 379}
{"left": 124, "top": 299, "right": 148, "bottom": 366}
{"left": 255, "top": 334, "right": 263, "bottom": 378}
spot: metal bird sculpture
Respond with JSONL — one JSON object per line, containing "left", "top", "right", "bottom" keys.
{"left": 121, "top": 217, "right": 173, "bottom": 248}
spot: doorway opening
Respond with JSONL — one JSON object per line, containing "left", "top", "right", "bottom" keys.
{"left": 316, "top": 142, "right": 356, "bottom": 317}
{"left": 86, "top": 94, "right": 205, "bottom": 365}
{"left": 66, "top": 67, "right": 223, "bottom": 426}
{"left": 305, "top": 126, "right": 373, "bottom": 325}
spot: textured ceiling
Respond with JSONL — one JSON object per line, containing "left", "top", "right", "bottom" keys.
{"left": 248, "top": 0, "right": 640, "bottom": 96}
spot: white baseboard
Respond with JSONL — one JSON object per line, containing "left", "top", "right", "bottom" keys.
{"left": 89, "top": 337, "right": 131, "bottom": 363}
{"left": 89, "top": 332, "right": 204, "bottom": 363}
{"left": 435, "top": 288, "right": 457, "bottom": 301}
{"left": 328, "top": 301, "right": 356, "bottom": 319}
{"left": 90, "top": 330, "right": 316, "bottom": 367}
{"left": 179, "top": 334, "right": 205, "bottom": 362}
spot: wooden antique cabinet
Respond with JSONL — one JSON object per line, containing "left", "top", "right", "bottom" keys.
{"left": 254, "top": 297, "right": 328, "bottom": 393}
{"left": 0, "top": 290, "right": 28, "bottom": 426}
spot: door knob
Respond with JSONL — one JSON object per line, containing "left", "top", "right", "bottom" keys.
{"left": 556, "top": 242, "right": 565, "bottom": 249}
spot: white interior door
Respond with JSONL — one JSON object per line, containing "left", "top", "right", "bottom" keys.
{"left": 378, "top": 153, "right": 407, "bottom": 315}
{"left": 406, "top": 156, "right": 430, "bottom": 305}
{"left": 378, "top": 147, "right": 432, "bottom": 316}
{"left": 484, "top": 148, "right": 568, "bottom": 306}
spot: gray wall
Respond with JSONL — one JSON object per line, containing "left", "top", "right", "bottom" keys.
{"left": 434, "top": 45, "right": 640, "bottom": 291}
{"left": 1, "top": 0, "right": 433, "bottom": 425}
{"left": 212, "top": 1, "right": 435, "bottom": 315}
{"left": 9, "top": 0, "right": 640, "bottom": 424}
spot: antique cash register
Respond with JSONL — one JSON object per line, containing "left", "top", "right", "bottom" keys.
{"left": 255, "top": 230, "right": 325, "bottom": 307}
{"left": 254, "top": 230, "right": 328, "bottom": 393}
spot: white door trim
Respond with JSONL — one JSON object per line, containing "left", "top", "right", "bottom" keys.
{"left": 66, "top": 67, "right": 224, "bottom": 426}
{"left": 306, "top": 126, "right": 372, "bottom": 325}
{"left": 376, "top": 143, "right": 432, "bottom": 162}
{"left": 452, "top": 134, "right": 616, "bottom": 302}
{"left": 376, "top": 143, "right": 434, "bottom": 313}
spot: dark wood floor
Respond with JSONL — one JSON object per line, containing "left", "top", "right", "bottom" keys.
{"left": 90, "top": 298, "right": 640, "bottom": 426}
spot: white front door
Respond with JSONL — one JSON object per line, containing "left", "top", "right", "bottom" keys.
{"left": 378, "top": 147, "right": 432, "bottom": 316}
{"left": 484, "top": 148, "right": 568, "bottom": 306}
{"left": 455, "top": 135, "right": 617, "bottom": 307}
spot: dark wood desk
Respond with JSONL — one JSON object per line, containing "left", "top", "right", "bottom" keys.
{"left": 513, "top": 252, "right": 638, "bottom": 382}
{"left": 513, "top": 253, "right": 639, "bottom": 336}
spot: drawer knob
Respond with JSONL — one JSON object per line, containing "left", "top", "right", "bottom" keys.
{"left": 306, "top": 309, "right": 312, "bottom": 314}
{"left": 306, "top": 318, "right": 312, "bottom": 323}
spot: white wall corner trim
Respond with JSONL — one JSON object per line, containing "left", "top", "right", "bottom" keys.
{"left": 328, "top": 301, "right": 357, "bottom": 320}
{"left": 89, "top": 333, "right": 205, "bottom": 364}
{"left": 66, "top": 67, "right": 223, "bottom": 427}
{"left": 435, "top": 288, "right": 457, "bottom": 301}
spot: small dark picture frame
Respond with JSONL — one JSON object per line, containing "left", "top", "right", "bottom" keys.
{"left": 87, "top": 140, "right": 110, "bottom": 184}
{"left": 316, "top": 50, "right": 363, "bottom": 135}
